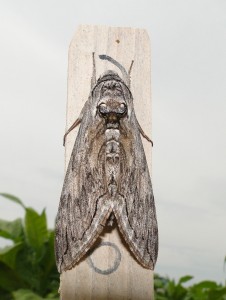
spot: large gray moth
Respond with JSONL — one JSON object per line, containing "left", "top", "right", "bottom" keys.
{"left": 55, "top": 53, "right": 158, "bottom": 273}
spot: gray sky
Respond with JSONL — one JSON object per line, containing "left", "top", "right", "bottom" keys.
{"left": 0, "top": 0, "right": 226, "bottom": 284}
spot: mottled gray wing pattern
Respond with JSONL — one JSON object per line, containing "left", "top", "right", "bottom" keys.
{"left": 55, "top": 100, "right": 110, "bottom": 273}
{"left": 55, "top": 79, "right": 158, "bottom": 272}
{"left": 114, "top": 111, "right": 158, "bottom": 270}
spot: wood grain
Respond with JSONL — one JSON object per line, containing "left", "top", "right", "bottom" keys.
{"left": 60, "top": 25, "right": 154, "bottom": 300}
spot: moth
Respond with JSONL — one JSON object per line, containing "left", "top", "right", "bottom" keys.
{"left": 55, "top": 53, "right": 158, "bottom": 273}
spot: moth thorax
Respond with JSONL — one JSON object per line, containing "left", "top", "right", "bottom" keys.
{"left": 101, "top": 80, "right": 123, "bottom": 97}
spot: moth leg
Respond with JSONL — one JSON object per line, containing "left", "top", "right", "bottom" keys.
{"left": 63, "top": 118, "right": 81, "bottom": 146}
{"left": 63, "top": 100, "right": 89, "bottom": 146}
{"left": 138, "top": 122, "right": 153, "bottom": 147}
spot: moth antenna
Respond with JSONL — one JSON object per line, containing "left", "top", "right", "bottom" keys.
{"left": 138, "top": 122, "right": 153, "bottom": 147}
{"left": 91, "top": 52, "right": 96, "bottom": 89}
{"left": 99, "top": 54, "right": 130, "bottom": 86}
{"left": 128, "top": 60, "right": 134, "bottom": 88}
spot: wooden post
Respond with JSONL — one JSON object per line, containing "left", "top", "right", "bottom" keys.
{"left": 60, "top": 25, "right": 154, "bottom": 300}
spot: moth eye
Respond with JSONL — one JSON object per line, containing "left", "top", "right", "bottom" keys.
{"left": 98, "top": 103, "right": 108, "bottom": 117}
{"left": 118, "top": 103, "right": 127, "bottom": 114}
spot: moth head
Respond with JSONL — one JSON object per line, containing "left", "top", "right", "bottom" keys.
{"left": 92, "top": 70, "right": 133, "bottom": 121}
{"left": 97, "top": 76, "right": 128, "bottom": 125}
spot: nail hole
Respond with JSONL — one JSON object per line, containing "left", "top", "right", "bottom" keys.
{"left": 116, "top": 39, "right": 120, "bottom": 44}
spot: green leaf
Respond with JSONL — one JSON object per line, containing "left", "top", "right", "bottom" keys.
{"left": 24, "top": 208, "right": 48, "bottom": 253}
{"left": 39, "top": 230, "right": 57, "bottom": 276}
{"left": 173, "top": 285, "right": 187, "bottom": 299}
{"left": 14, "top": 246, "right": 41, "bottom": 291}
{"left": 194, "top": 280, "right": 218, "bottom": 290}
{"left": 37, "top": 230, "right": 59, "bottom": 295}
{"left": 166, "top": 279, "right": 176, "bottom": 296}
{"left": 45, "top": 290, "right": 59, "bottom": 299}
{"left": 208, "top": 287, "right": 226, "bottom": 299}
{"left": 178, "top": 275, "right": 193, "bottom": 284}
{"left": 0, "top": 194, "right": 59, "bottom": 297}
{"left": 155, "top": 295, "right": 169, "bottom": 300}
{"left": 0, "top": 243, "right": 23, "bottom": 269}
{"left": 0, "top": 262, "right": 27, "bottom": 292}
{"left": 0, "top": 193, "right": 25, "bottom": 208}
{"left": 155, "top": 278, "right": 165, "bottom": 288}
{"left": 187, "top": 280, "right": 224, "bottom": 300}
{"left": 0, "top": 289, "right": 12, "bottom": 300}
{"left": 0, "top": 218, "right": 24, "bottom": 242}
{"left": 12, "top": 289, "right": 43, "bottom": 300}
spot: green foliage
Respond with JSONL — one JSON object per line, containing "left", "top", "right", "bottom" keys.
{"left": 0, "top": 194, "right": 59, "bottom": 300}
{"left": 154, "top": 274, "right": 226, "bottom": 300}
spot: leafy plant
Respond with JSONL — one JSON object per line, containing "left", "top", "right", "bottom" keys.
{"left": 0, "top": 193, "right": 59, "bottom": 300}
{"left": 154, "top": 274, "right": 193, "bottom": 300}
{"left": 154, "top": 274, "right": 226, "bottom": 300}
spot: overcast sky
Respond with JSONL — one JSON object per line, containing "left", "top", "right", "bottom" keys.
{"left": 0, "top": 0, "right": 226, "bottom": 284}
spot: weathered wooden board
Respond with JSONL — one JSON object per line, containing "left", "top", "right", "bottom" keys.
{"left": 60, "top": 25, "right": 154, "bottom": 300}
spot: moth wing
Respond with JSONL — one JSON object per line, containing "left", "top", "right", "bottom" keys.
{"left": 55, "top": 102, "right": 111, "bottom": 273}
{"left": 115, "top": 113, "right": 158, "bottom": 269}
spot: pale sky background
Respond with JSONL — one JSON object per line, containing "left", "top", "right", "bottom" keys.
{"left": 0, "top": 0, "right": 226, "bottom": 284}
